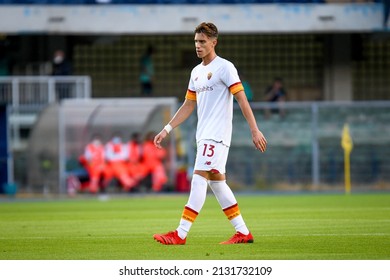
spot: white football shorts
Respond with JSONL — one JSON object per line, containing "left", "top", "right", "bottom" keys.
{"left": 193, "top": 139, "right": 230, "bottom": 174}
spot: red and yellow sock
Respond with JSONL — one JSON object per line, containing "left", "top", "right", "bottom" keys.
{"left": 223, "top": 203, "right": 241, "bottom": 220}
{"left": 177, "top": 206, "right": 199, "bottom": 239}
{"left": 181, "top": 206, "right": 199, "bottom": 223}
{"left": 223, "top": 203, "right": 249, "bottom": 235}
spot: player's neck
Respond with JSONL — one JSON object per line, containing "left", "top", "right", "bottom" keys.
{"left": 202, "top": 52, "right": 217, "bottom": 66}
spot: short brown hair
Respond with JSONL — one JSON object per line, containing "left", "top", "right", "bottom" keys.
{"left": 194, "top": 22, "right": 218, "bottom": 39}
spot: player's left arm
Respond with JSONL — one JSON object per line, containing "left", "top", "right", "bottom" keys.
{"left": 234, "top": 90, "right": 267, "bottom": 152}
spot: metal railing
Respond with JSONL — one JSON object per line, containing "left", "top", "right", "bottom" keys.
{"left": 0, "top": 76, "right": 91, "bottom": 108}
{"left": 181, "top": 101, "right": 390, "bottom": 192}
{"left": 0, "top": 76, "right": 91, "bottom": 149}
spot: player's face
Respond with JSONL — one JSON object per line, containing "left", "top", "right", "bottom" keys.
{"left": 194, "top": 33, "right": 217, "bottom": 60}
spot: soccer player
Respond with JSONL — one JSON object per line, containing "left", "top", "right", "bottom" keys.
{"left": 153, "top": 22, "right": 267, "bottom": 245}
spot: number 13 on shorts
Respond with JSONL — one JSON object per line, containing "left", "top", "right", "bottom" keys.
{"left": 195, "top": 140, "right": 229, "bottom": 174}
{"left": 203, "top": 143, "right": 215, "bottom": 157}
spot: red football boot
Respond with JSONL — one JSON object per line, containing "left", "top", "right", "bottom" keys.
{"left": 153, "top": 230, "right": 186, "bottom": 245}
{"left": 220, "top": 232, "right": 254, "bottom": 244}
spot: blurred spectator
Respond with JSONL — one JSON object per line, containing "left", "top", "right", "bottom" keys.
{"left": 52, "top": 49, "right": 72, "bottom": 76}
{"left": 142, "top": 131, "right": 168, "bottom": 192}
{"left": 139, "top": 45, "right": 155, "bottom": 96}
{"left": 127, "top": 132, "right": 148, "bottom": 183}
{"left": 264, "top": 77, "right": 287, "bottom": 119}
{"left": 105, "top": 133, "right": 137, "bottom": 192}
{"left": 52, "top": 49, "right": 73, "bottom": 100}
{"left": 80, "top": 134, "right": 106, "bottom": 193}
{"left": 237, "top": 69, "right": 253, "bottom": 102}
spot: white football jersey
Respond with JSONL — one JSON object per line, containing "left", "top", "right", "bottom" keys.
{"left": 186, "top": 56, "right": 244, "bottom": 147}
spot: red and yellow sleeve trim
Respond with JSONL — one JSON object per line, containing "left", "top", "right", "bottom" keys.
{"left": 223, "top": 203, "right": 241, "bottom": 220}
{"left": 181, "top": 206, "right": 199, "bottom": 223}
{"left": 229, "top": 82, "right": 244, "bottom": 95}
{"left": 185, "top": 89, "right": 197, "bottom": 101}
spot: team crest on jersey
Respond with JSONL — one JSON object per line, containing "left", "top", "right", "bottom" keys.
{"left": 195, "top": 77, "right": 198, "bottom": 81}
{"left": 207, "top": 72, "right": 212, "bottom": 80}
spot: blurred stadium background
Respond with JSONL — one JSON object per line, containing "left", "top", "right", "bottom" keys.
{"left": 0, "top": 0, "right": 390, "bottom": 195}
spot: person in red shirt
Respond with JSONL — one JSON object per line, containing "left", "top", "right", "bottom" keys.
{"left": 127, "top": 132, "right": 148, "bottom": 183}
{"left": 81, "top": 134, "right": 106, "bottom": 193}
{"left": 142, "top": 131, "right": 168, "bottom": 192}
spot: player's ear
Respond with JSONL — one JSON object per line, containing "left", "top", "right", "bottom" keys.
{"left": 213, "top": 39, "right": 218, "bottom": 48}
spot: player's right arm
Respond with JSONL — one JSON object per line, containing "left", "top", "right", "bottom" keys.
{"left": 154, "top": 98, "right": 196, "bottom": 149}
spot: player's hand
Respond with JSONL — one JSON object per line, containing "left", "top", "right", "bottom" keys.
{"left": 154, "top": 129, "right": 168, "bottom": 149}
{"left": 252, "top": 129, "right": 267, "bottom": 152}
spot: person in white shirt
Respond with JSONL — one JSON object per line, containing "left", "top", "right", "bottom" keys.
{"left": 104, "top": 134, "right": 137, "bottom": 192}
{"left": 153, "top": 22, "right": 267, "bottom": 245}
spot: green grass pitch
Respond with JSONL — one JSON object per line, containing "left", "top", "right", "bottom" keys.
{"left": 0, "top": 193, "right": 389, "bottom": 260}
